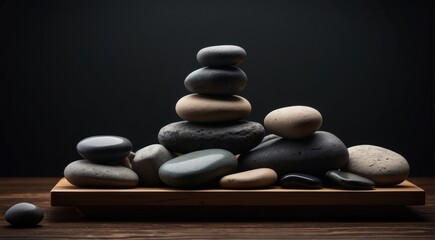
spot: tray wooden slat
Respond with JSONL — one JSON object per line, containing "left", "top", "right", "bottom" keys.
{"left": 51, "top": 178, "right": 425, "bottom": 207}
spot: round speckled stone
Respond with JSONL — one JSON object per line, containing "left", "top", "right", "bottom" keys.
{"left": 197, "top": 45, "right": 246, "bottom": 67}
{"left": 5, "top": 202, "right": 44, "bottom": 227}
{"left": 344, "top": 145, "right": 410, "bottom": 186}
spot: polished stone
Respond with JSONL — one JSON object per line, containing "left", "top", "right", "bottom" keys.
{"left": 76, "top": 135, "right": 132, "bottom": 164}
{"left": 326, "top": 170, "right": 375, "bottom": 190}
{"left": 158, "top": 149, "right": 237, "bottom": 188}
{"left": 344, "top": 145, "right": 410, "bottom": 186}
{"left": 5, "top": 202, "right": 44, "bottom": 227}
{"left": 280, "top": 173, "right": 322, "bottom": 189}
{"left": 185, "top": 67, "right": 247, "bottom": 95}
{"left": 197, "top": 45, "right": 246, "bottom": 67}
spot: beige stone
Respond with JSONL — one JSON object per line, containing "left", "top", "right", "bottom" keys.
{"left": 264, "top": 106, "right": 322, "bottom": 139}
{"left": 175, "top": 93, "right": 251, "bottom": 123}
{"left": 344, "top": 145, "right": 410, "bottom": 186}
{"left": 219, "top": 168, "right": 277, "bottom": 189}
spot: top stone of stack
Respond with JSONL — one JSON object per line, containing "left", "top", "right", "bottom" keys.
{"left": 185, "top": 45, "right": 248, "bottom": 96}
{"left": 197, "top": 45, "right": 247, "bottom": 67}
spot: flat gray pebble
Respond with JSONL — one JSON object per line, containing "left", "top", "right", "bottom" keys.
{"left": 76, "top": 135, "right": 132, "bottom": 164}
{"left": 64, "top": 159, "right": 139, "bottom": 188}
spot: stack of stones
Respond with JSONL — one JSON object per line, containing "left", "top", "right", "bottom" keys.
{"left": 62, "top": 45, "right": 411, "bottom": 191}
{"left": 157, "top": 45, "right": 267, "bottom": 188}
{"left": 158, "top": 45, "right": 265, "bottom": 155}
{"left": 64, "top": 136, "right": 139, "bottom": 188}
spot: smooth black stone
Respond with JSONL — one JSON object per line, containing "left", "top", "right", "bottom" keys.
{"left": 280, "top": 173, "right": 322, "bottom": 189}
{"left": 5, "top": 202, "right": 44, "bottom": 227}
{"left": 325, "top": 170, "right": 375, "bottom": 190}
{"left": 238, "top": 131, "right": 349, "bottom": 177}
{"left": 158, "top": 121, "right": 265, "bottom": 154}
{"left": 197, "top": 45, "right": 246, "bottom": 67}
{"left": 77, "top": 135, "right": 132, "bottom": 164}
{"left": 184, "top": 67, "right": 247, "bottom": 95}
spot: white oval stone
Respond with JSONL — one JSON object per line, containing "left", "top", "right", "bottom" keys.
{"left": 344, "top": 145, "right": 410, "bottom": 186}
{"left": 264, "top": 106, "right": 322, "bottom": 139}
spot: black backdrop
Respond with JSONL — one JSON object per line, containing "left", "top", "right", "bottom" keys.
{"left": 1, "top": 0, "right": 433, "bottom": 177}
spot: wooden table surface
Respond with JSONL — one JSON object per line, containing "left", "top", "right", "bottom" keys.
{"left": 0, "top": 177, "right": 434, "bottom": 239}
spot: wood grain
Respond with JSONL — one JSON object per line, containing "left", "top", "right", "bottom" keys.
{"left": 51, "top": 178, "right": 425, "bottom": 207}
{"left": 0, "top": 177, "right": 433, "bottom": 239}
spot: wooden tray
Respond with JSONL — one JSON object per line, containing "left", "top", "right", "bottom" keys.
{"left": 50, "top": 178, "right": 425, "bottom": 218}
{"left": 50, "top": 178, "right": 425, "bottom": 219}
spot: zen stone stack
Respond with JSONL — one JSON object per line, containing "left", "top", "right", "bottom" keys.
{"left": 64, "top": 135, "right": 139, "bottom": 188}
{"left": 158, "top": 45, "right": 265, "bottom": 155}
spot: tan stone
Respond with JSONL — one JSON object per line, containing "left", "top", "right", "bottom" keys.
{"left": 345, "top": 145, "right": 410, "bottom": 186}
{"left": 175, "top": 93, "right": 251, "bottom": 123}
{"left": 264, "top": 106, "right": 322, "bottom": 139}
{"left": 219, "top": 168, "right": 277, "bottom": 189}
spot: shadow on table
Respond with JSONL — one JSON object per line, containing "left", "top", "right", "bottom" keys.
{"left": 48, "top": 205, "right": 429, "bottom": 223}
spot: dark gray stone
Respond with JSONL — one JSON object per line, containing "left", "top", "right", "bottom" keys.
{"left": 158, "top": 149, "right": 238, "bottom": 188}
{"left": 64, "top": 160, "right": 138, "bottom": 188}
{"left": 77, "top": 135, "right": 132, "bottom": 164}
{"left": 280, "top": 173, "right": 322, "bottom": 189}
{"left": 120, "top": 151, "right": 135, "bottom": 169}
{"left": 184, "top": 67, "right": 247, "bottom": 95}
{"left": 197, "top": 45, "right": 246, "bottom": 67}
{"left": 132, "top": 144, "right": 173, "bottom": 187}
{"left": 261, "top": 134, "right": 280, "bottom": 144}
{"left": 326, "top": 170, "right": 375, "bottom": 190}
{"left": 158, "top": 121, "right": 265, "bottom": 154}
{"left": 5, "top": 202, "right": 44, "bottom": 227}
{"left": 238, "top": 131, "right": 349, "bottom": 177}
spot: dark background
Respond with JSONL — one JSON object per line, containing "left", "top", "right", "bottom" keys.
{"left": 1, "top": 0, "right": 433, "bottom": 177}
